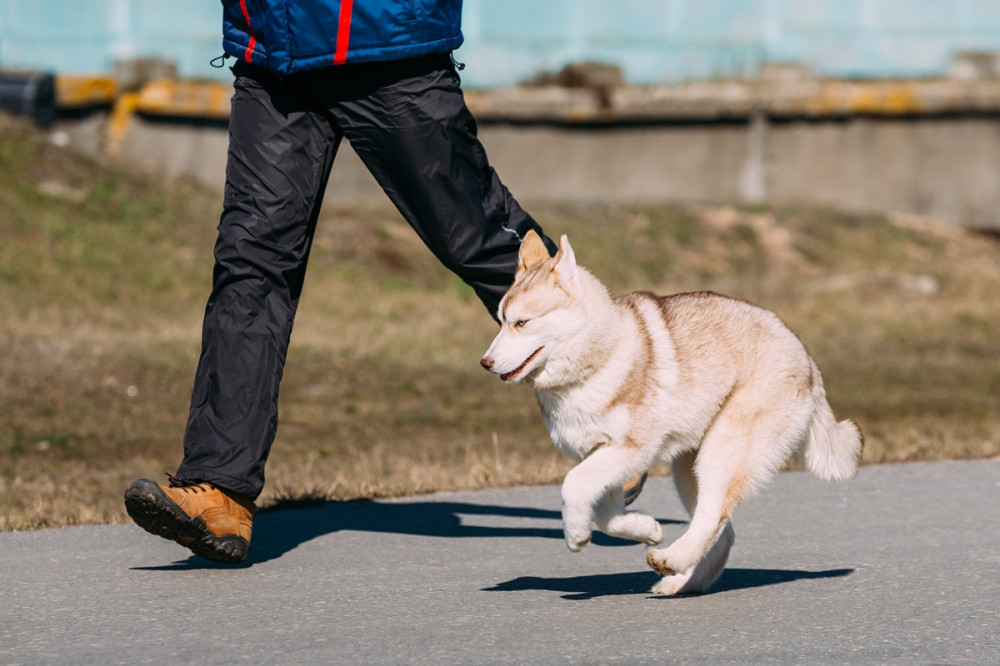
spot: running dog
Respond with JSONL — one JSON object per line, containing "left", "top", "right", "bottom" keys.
{"left": 480, "top": 231, "right": 863, "bottom": 595}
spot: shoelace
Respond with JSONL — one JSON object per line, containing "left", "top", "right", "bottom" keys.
{"left": 165, "top": 474, "right": 256, "bottom": 514}
{"left": 166, "top": 473, "right": 209, "bottom": 492}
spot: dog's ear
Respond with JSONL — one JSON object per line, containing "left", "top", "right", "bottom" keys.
{"left": 552, "top": 235, "right": 580, "bottom": 288}
{"left": 517, "top": 229, "right": 551, "bottom": 273}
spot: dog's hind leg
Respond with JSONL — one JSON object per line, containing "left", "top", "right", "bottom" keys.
{"left": 561, "top": 446, "right": 658, "bottom": 552}
{"left": 645, "top": 460, "right": 740, "bottom": 584}
{"left": 647, "top": 393, "right": 806, "bottom": 589}
{"left": 650, "top": 449, "right": 734, "bottom": 595}
{"left": 646, "top": 414, "right": 759, "bottom": 583}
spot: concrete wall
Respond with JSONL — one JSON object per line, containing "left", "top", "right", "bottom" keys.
{"left": 5, "top": 0, "right": 1000, "bottom": 87}
{"left": 764, "top": 117, "right": 1000, "bottom": 228}
{"left": 462, "top": 0, "right": 1000, "bottom": 87}
{"left": 0, "top": 0, "right": 220, "bottom": 81}
{"left": 68, "top": 105, "right": 999, "bottom": 231}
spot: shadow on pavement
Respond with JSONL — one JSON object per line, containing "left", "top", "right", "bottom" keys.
{"left": 710, "top": 567, "right": 854, "bottom": 593}
{"left": 485, "top": 570, "right": 661, "bottom": 599}
{"left": 484, "top": 567, "right": 854, "bottom": 599}
{"left": 131, "top": 498, "right": 685, "bottom": 570}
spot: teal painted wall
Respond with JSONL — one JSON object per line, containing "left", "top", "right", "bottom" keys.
{"left": 3, "top": 0, "right": 1000, "bottom": 87}
{"left": 0, "top": 0, "right": 220, "bottom": 80}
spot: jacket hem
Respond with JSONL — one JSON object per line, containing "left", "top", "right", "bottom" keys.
{"left": 222, "top": 35, "right": 463, "bottom": 75}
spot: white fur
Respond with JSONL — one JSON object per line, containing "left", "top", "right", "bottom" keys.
{"left": 481, "top": 232, "right": 863, "bottom": 595}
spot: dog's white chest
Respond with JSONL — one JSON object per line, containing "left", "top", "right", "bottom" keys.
{"left": 538, "top": 392, "right": 630, "bottom": 461}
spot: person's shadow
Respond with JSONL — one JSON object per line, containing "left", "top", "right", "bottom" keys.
{"left": 132, "top": 497, "right": 853, "bottom": 596}
{"left": 131, "top": 496, "right": 679, "bottom": 569}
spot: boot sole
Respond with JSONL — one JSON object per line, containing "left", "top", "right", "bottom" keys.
{"left": 124, "top": 479, "right": 250, "bottom": 564}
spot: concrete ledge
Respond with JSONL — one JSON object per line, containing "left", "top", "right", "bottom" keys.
{"left": 72, "top": 76, "right": 1000, "bottom": 125}
{"left": 133, "top": 79, "right": 231, "bottom": 120}
{"left": 466, "top": 78, "right": 1000, "bottom": 124}
{"left": 55, "top": 75, "right": 117, "bottom": 108}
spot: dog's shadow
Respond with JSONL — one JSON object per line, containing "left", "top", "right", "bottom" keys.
{"left": 484, "top": 567, "right": 855, "bottom": 600}
{"left": 131, "top": 497, "right": 684, "bottom": 570}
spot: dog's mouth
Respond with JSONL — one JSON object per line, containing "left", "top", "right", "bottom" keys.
{"left": 501, "top": 347, "right": 544, "bottom": 382}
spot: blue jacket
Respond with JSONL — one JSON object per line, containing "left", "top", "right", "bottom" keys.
{"left": 222, "top": 0, "right": 464, "bottom": 74}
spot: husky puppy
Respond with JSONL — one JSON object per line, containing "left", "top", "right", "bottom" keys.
{"left": 481, "top": 231, "right": 863, "bottom": 595}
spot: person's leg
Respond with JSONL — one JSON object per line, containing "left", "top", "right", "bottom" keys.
{"left": 126, "top": 62, "right": 341, "bottom": 562}
{"left": 314, "top": 54, "right": 554, "bottom": 317}
{"left": 176, "top": 61, "right": 341, "bottom": 500}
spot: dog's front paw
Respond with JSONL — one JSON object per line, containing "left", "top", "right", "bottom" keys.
{"left": 565, "top": 526, "right": 592, "bottom": 552}
{"left": 642, "top": 517, "right": 663, "bottom": 546}
{"left": 562, "top": 503, "right": 593, "bottom": 552}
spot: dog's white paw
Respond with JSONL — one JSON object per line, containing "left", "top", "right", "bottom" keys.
{"left": 565, "top": 527, "right": 592, "bottom": 552}
{"left": 642, "top": 517, "right": 663, "bottom": 546}
{"left": 600, "top": 511, "right": 663, "bottom": 545}
{"left": 646, "top": 542, "right": 702, "bottom": 576}
{"left": 646, "top": 547, "right": 682, "bottom": 576}
{"left": 651, "top": 571, "right": 701, "bottom": 596}
{"left": 562, "top": 504, "right": 593, "bottom": 552}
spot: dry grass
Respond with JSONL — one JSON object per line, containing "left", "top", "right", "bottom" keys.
{"left": 1, "top": 115, "right": 998, "bottom": 530}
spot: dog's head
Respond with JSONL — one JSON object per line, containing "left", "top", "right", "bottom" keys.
{"left": 480, "top": 231, "right": 613, "bottom": 388}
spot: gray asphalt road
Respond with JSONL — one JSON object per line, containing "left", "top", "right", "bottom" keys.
{"left": 1, "top": 460, "right": 997, "bottom": 664}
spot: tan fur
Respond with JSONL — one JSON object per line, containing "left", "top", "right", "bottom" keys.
{"left": 481, "top": 232, "right": 863, "bottom": 595}
{"left": 518, "top": 229, "right": 554, "bottom": 272}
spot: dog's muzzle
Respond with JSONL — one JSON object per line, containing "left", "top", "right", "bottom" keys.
{"left": 481, "top": 346, "right": 543, "bottom": 382}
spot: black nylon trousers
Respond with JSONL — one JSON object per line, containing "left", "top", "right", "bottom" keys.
{"left": 175, "top": 55, "right": 552, "bottom": 499}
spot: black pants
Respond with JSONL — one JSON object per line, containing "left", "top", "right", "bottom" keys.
{"left": 175, "top": 55, "right": 552, "bottom": 499}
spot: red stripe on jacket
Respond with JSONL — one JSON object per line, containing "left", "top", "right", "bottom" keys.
{"left": 239, "top": 0, "right": 258, "bottom": 62}
{"left": 333, "top": 0, "right": 354, "bottom": 65}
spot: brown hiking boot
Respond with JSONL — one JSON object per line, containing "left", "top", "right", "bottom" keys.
{"left": 124, "top": 475, "right": 256, "bottom": 564}
{"left": 623, "top": 471, "right": 648, "bottom": 507}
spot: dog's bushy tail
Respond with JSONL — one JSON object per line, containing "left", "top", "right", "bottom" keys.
{"left": 802, "top": 362, "right": 864, "bottom": 482}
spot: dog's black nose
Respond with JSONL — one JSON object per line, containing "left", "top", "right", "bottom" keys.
{"left": 480, "top": 357, "right": 494, "bottom": 370}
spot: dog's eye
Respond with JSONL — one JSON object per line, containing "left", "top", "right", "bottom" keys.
{"left": 514, "top": 319, "right": 528, "bottom": 328}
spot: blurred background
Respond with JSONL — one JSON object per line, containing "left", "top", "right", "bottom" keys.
{"left": 1, "top": 1, "right": 998, "bottom": 528}
{"left": 5, "top": 0, "right": 1000, "bottom": 226}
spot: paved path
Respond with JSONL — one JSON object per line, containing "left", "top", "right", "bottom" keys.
{"left": 1, "top": 460, "right": 997, "bottom": 664}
